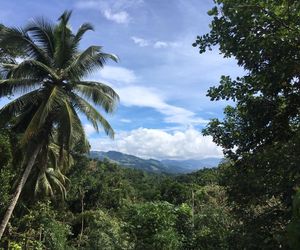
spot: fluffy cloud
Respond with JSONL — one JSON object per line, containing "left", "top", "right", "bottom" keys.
{"left": 88, "top": 67, "right": 208, "bottom": 126}
{"left": 84, "top": 124, "right": 97, "bottom": 136}
{"left": 75, "top": 0, "right": 143, "bottom": 24}
{"left": 153, "top": 41, "right": 168, "bottom": 49}
{"left": 89, "top": 127, "right": 223, "bottom": 160}
{"left": 103, "top": 9, "right": 130, "bottom": 24}
{"left": 98, "top": 66, "right": 137, "bottom": 84}
{"left": 131, "top": 36, "right": 150, "bottom": 47}
{"left": 131, "top": 37, "right": 179, "bottom": 49}
{"left": 115, "top": 85, "right": 208, "bottom": 125}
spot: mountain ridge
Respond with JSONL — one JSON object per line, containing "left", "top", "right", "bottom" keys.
{"left": 89, "top": 150, "right": 222, "bottom": 174}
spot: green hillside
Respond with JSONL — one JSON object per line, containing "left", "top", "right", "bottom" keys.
{"left": 1, "top": 151, "right": 233, "bottom": 249}
{"left": 90, "top": 150, "right": 221, "bottom": 174}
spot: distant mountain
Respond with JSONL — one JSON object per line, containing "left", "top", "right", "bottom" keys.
{"left": 161, "top": 158, "right": 221, "bottom": 172}
{"left": 89, "top": 151, "right": 165, "bottom": 173}
{"left": 89, "top": 151, "right": 222, "bottom": 174}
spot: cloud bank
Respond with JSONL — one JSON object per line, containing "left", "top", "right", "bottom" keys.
{"left": 115, "top": 86, "right": 209, "bottom": 125}
{"left": 89, "top": 127, "right": 223, "bottom": 160}
{"left": 89, "top": 66, "right": 209, "bottom": 126}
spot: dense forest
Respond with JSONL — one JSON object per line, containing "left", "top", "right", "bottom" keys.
{"left": 0, "top": 135, "right": 234, "bottom": 249}
{"left": 1, "top": 0, "right": 300, "bottom": 249}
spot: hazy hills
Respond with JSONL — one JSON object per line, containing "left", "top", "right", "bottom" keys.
{"left": 89, "top": 151, "right": 222, "bottom": 174}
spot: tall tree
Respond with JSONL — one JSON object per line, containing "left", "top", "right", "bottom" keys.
{"left": 193, "top": 0, "right": 300, "bottom": 248}
{"left": 0, "top": 11, "right": 119, "bottom": 239}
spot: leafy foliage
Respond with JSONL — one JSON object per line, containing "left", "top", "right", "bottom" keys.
{"left": 0, "top": 151, "right": 237, "bottom": 249}
{"left": 0, "top": 10, "right": 119, "bottom": 242}
{"left": 76, "top": 209, "right": 131, "bottom": 250}
{"left": 193, "top": 0, "right": 300, "bottom": 248}
{"left": 2, "top": 1, "right": 300, "bottom": 249}
{"left": 0, "top": 130, "right": 13, "bottom": 215}
{"left": 123, "top": 201, "right": 182, "bottom": 250}
{"left": 0, "top": 10, "right": 119, "bottom": 198}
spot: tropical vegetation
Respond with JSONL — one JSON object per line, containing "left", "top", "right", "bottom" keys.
{"left": 1, "top": 0, "right": 300, "bottom": 249}
{"left": 0, "top": 10, "right": 118, "bottom": 240}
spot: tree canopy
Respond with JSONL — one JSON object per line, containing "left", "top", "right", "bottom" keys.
{"left": 193, "top": 0, "right": 300, "bottom": 248}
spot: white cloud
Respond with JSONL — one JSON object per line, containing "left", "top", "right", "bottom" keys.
{"left": 88, "top": 67, "right": 208, "bottom": 126}
{"left": 120, "top": 118, "right": 132, "bottom": 123}
{"left": 103, "top": 9, "right": 130, "bottom": 24}
{"left": 89, "top": 127, "right": 223, "bottom": 160}
{"left": 75, "top": 0, "right": 143, "bottom": 24}
{"left": 116, "top": 86, "right": 162, "bottom": 107}
{"left": 99, "top": 66, "right": 137, "bottom": 83}
{"left": 131, "top": 37, "right": 180, "bottom": 49}
{"left": 154, "top": 41, "right": 179, "bottom": 49}
{"left": 153, "top": 41, "right": 168, "bottom": 49}
{"left": 131, "top": 36, "right": 150, "bottom": 47}
{"left": 84, "top": 124, "right": 97, "bottom": 136}
{"left": 115, "top": 86, "right": 209, "bottom": 125}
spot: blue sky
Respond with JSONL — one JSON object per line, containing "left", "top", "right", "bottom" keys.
{"left": 0, "top": 0, "right": 243, "bottom": 160}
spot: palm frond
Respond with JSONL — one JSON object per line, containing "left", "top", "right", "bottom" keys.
{"left": 65, "top": 45, "right": 101, "bottom": 79}
{"left": 98, "top": 52, "right": 118, "bottom": 63}
{"left": 7, "top": 59, "right": 59, "bottom": 80}
{"left": 34, "top": 172, "right": 54, "bottom": 197}
{"left": 62, "top": 99, "right": 74, "bottom": 148}
{"left": 76, "top": 80, "right": 119, "bottom": 100}
{"left": 74, "top": 82, "right": 119, "bottom": 113}
{"left": 0, "top": 27, "right": 51, "bottom": 63}
{"left": 71, "top": 93, "right": 115, "bottom": 138}
{"left": 74, "top": 23, "right": 94, "bottom": 43}
{"left": 54, "top": 10, "right": 75, "bottom": 68}
{"left": 0, "top": 89, "right": 41, "bottom": 127}
{"left": 20, "top": 101, "right": 47, "bottom": 145}
{"left": 58, "top": 10, "right": 72, "bottom": 24}
{"left": 48, "top": 143, "right": 59, "bottom": 169}
{"left": 65, "top": 46, "right": 118, "bottom": 79}
{"left": 56, "top": 98, "right": 79, "bottom": 156}
{"left": 33, "top": 141, "right": 72, "bottom": 199}
{"left": 48, "top": 142, "right": 75, "bottom": 172}
{"left": 0, "top": 78, "right": 41, "bottom": 97}
{"left": 21, "top": 86, "right": 63, "bottom": 145}
{"left": 68, "top": 109, "right": 90, "bottom": 153}
{"left": 47, "top": 168, "right": 68, "bottom": 199}
{"left": 25, "top": 17, "right": 55, "bottom": 58}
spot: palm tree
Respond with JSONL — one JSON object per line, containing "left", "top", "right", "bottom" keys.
{"left": 0, "top": 11, "right": 119, "bottom": 239}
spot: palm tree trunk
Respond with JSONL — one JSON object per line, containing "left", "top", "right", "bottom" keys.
{"left": 78, "top": 189, "right": 85, "bottom": 248}
{"left": 0, "top": 144, "right": 42, "bottom": 240}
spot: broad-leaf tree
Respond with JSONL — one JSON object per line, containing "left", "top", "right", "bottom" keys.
{"left": 0, "top": 11, "right": 119, "bottom": 239}
{"left": 194, "top": 0, "right": 300, "bottom": 248}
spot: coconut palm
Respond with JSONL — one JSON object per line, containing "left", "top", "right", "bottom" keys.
{"left": 0, "top": 11, "right": 119, "bottom": 239}
{"left": 29, "top": 142, "right": 74, "bottom": 199}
